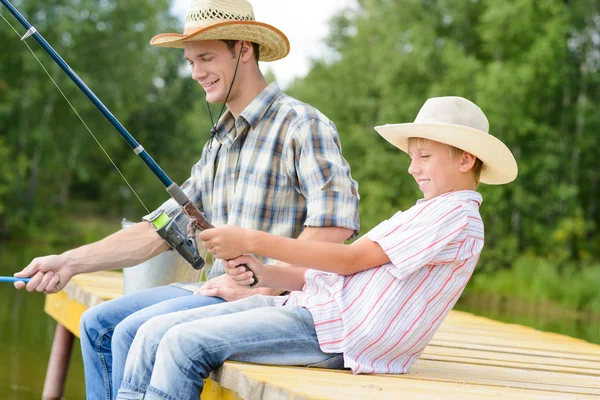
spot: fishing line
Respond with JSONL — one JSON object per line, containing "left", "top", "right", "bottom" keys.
{"left": 0, "top": 12, "right": 150, "bottom": 213}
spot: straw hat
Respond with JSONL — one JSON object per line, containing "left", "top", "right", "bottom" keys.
{"left": 374, "top": 97, "right": 518, "bottom": 185}
{"left": 149, "top": 0, "right": 290, "bottom": 62}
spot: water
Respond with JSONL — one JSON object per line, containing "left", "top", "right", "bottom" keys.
{"left": 456, "top": 292, "right": 600, "bottom": 345}
{"left": 0, "top": 241, "right": 85, "bottom": 399}
{"left": 1, "top": 241, "right": 599, "bottom": 399}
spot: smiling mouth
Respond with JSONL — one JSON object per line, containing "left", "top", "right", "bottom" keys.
{"left": 417, "top": 179, "right": 430, "bottom": 188}
{"left": 202, "top": 79, "right": 218, "bottom": 89}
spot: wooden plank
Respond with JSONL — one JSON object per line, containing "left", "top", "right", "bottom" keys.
{"left": 44, "top": 289, "right": 88, "bottom": 337}
{"left": 422, "top": 344, "right": 600, "bottom": 373}
{"left": 201, "top": 379, "right": 242, "bottom": 400}
{"left": 420, "top": 354, "right": 600, "bottom": 377}
{"left": 214, "top": 362, "right": 600, "bottom": 400}
{"left": 428, "top": 339, "right": 600, "bottom": 362}
{"left": 408, "top": 359, "right": 600, "bottom": 394}
{"left": 431, "top": 330, "right": 600, "bottom": 356}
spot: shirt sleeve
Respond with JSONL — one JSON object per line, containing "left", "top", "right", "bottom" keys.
{"left": 367, "top": 199, "right": 469, "bottom": 280}
{"left": 284, "top": 118, "right": 360, "bottom": 237}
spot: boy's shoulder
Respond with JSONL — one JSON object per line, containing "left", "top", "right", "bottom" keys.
{"left": 399, "top": 190, "right": 482, "bottom": 225}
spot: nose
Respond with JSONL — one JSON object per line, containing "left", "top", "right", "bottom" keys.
{"left": 408, "top": 158, "right": 420, "bottom": 175}
{"left": 191, "top": 63, "right": 207, "bottom": 82}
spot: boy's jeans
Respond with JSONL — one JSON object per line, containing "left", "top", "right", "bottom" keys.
{"left": 79, "top": 285, "right": 226, "bottom": 400}
{"left": 115, "top": 295, "right": 344, "bottom": 400}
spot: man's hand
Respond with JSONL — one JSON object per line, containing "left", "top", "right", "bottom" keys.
{"left": 225, "top": 255, "right": 265, "bottom": 288}
{"left": 13, "top": 255, "right": 75, "bottom": 294}
{"left": 199, "top": 226, "right": 251, "bottom": 260}
{"left": 195, "top": 273, "right": 255, "bottom": 301}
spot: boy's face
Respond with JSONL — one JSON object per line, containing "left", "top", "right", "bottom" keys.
{"left": 407, "top": 139, "right": 466, "bottom": 200}
{"left": 184, "top": 40, "right": 240, "bottom": 104}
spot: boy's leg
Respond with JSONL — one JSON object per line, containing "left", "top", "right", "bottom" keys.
{"left": 79, "top": 284, "right": 225, "bottom": 400}
{"left": 116, "top": 297, "right": 340, "bottom": 400}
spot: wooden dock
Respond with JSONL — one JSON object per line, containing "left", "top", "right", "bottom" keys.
{"left": 43, "top": 271, "right": 600, "bottom": 399}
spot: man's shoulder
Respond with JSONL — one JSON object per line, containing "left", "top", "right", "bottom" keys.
{"left": 271, "top": 91, "right": 333, "bottom": 127}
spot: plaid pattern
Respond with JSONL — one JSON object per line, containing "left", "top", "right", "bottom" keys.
{"left": 144, "top": 83, "right": 359, "bottom": 290}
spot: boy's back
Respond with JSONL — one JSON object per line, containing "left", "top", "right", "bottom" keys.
{"left": 285, "top": 190, "right": 484, "bottom": 373}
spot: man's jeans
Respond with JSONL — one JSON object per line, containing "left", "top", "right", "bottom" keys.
{"left": 115, "top": 295, "right": 344, "bottom": 400}
{"left": 79, "top": 285, "right": 225, "bottom": 400}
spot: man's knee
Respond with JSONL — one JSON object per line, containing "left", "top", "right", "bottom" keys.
{"left": 80, "top": 303, "right": 108, "bottom": 339}
{"left": 112, "top": 316, "right": 140, "bottom": 348}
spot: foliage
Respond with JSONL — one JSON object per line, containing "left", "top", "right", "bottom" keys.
{"left": 0, "top": 0, "right": 599, "bottom": 310}
{"left": 0, "top": 0, "right": 210, "bottom": 236}
{"left": 286, "top": 0, "right": 600, "bottom": 310}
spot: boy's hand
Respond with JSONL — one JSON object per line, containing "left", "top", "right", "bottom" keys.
{"left": 225, "top": 255, "right": 265, "bottom": 288}
{"left": 199, "top": 226, "right": 251, "bottom": 260}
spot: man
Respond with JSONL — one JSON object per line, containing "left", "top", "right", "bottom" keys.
{"left": 13, "top": 0, "right": 359, "bottom": 399}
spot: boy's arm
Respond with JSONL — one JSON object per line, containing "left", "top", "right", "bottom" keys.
{"left": 201, "top": 227, "right": 390, "bottom": 275}
{"left": 197, "top": 226, "right": 352, "bottom": 299}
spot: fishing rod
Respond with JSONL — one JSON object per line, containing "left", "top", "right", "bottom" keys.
{"left": 0, "top": 0, "right": 257, "bottom": 286}
{"left": 0, "top": 277, "right": 31, "bottom": 283}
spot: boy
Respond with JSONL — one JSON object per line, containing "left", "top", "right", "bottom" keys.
{"left": 115, "top": 96, "right": 517, "bottom": 400}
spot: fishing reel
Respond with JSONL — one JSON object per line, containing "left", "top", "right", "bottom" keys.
{"left": 151, "top": 212, "right": 205, "bottom": 270}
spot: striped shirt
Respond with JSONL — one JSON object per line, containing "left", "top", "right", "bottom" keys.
{"left": 145, "top": 83, "right": 360, "bottom": 287}
{"left": 282, "top": 190, "right": 483, "bottom": 374}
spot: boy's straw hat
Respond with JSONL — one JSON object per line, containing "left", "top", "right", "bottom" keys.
{"left": 150, "top": 0, "right": 290, "bottom": 62}
{"left": 374, "top": 97, "right": 518, "bottom": 185}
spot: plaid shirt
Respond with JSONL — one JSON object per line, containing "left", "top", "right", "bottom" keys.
{"left": 145, "top": 83, "right": 359, "bottom": 289}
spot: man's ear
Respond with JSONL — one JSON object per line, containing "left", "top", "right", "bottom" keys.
{"left": 240, "top": 41, "right": 254, "bottom": 62}
{"left": 459, "top": 151, "right": 477, "bottom": 172}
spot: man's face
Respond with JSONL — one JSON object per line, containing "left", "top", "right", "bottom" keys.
{"left": 184, "top": 40, "right": 239, "bottom": 104}
{"left": 407, "top": 139, "right": 464, "bottom": 200}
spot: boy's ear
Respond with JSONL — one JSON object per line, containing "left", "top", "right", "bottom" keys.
{"left": 459, "top": 151, "right": 477, "bottom": 172}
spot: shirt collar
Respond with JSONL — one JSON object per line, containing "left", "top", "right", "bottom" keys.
{"left": 416, "top": 190, "right": 483, "bottom": 206}
{"left": 212, "top": 82, "right": 282, "bottom": 145}
{"left": 239, "top": 82, "right": 282, "bottom": 130}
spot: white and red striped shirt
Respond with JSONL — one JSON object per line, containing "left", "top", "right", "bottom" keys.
{"left": 283, "top": 190, "right": 484, "bottom": 374}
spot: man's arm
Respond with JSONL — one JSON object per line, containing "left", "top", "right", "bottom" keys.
{"left": 197, "top": 226, "right": 353, "bottom": 299}
{"left": 14, "top": 221, "right": 169, "bottom": 293}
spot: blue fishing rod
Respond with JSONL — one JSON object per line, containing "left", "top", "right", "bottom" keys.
{"left": 0, "top": 277, "right": 31, "bottom": 283}
{"left": 0, "top": 0, "right": 257, "bottom": 285}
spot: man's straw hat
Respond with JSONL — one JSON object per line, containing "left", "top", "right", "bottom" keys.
{"left": 374, "top": 97, "right": 518, "bottom": 185}
{"left": 150, "top": 0, "right": 290, "bottom": 62}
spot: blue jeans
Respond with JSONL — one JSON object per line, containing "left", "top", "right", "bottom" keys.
{"left": 115, "top": 295, "right": 344, "bottom": 400}
{"left": 79, "top": 285, "right": 225, "bottom": 400}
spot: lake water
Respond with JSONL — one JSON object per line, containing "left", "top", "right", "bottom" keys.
{"left": 1, "top": 241, "right": 598, "bottom": 399}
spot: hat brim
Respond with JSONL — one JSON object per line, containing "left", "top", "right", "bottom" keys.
{"left": 150, "top": 21, "right": 290, "bottom": 62}
{"left": 374, "top": 123, "right": 518, "bottom": 185}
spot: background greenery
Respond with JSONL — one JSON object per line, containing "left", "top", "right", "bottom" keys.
{"left": 1, "top": 0, "right": 599, "bottom": 314}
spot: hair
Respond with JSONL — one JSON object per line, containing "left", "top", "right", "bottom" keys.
{"left": 222, "top": 40, "right": 260, "bottom": 63}
{"left": 407, "top": 137, "right": 484, "bottom": 185}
